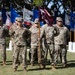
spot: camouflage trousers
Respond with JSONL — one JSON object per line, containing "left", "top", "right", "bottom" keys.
{"left": 12, "top": 44, "right": 14, "bottom": 57}
{"left": 41, "top": 42, "right": 55, "bottom": 65}
{"left": 47, "top": 43, "right": 55, "bottom": 64}
{"left": 13, "top": 45, "right": 27, "bottom": 69}
{"left": 0, "top": 44, "right": 6, "bottom": 62}
{"left": 30, "top": 45, "right": 38, "bottom": 64}
{"left": 41, "top": 40, "right": 48, "bottom": 65}
{"left": 11, "top": 40, "right": 16, "bottom": 65}
{"left": 54, "top": 44, "right": 67, "bottom": 65}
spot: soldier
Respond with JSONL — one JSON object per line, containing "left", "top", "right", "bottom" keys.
{"left": 40, "top": 23, "right": 59, "bottom": 69}
{"left": 40, "top": 24, "right": 48, "bottom": 68}
{"left": 12, "top": 17, "right": 29, "bottom": 72}
{"left": 9, "top": 17, "right": 19, "bottom": 64}
{"left": 53, "top": 17, "right": 69, "bottom": 68}
{"left": 29, "top": 18, "right": 42, "bottom": 67}
{"left": 0, "top": 17, "right": 9, "bottom": 65}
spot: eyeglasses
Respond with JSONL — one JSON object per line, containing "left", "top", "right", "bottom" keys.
{"left": 35, "top": 23, "right": 38, "bottom": 24}
{"left": 57, "top": 21, "right": 62, "bottom": 22}
{"left": 18, "top": 21, "right": 22, "bottom": 22}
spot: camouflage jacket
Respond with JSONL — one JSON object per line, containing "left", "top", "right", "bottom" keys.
{"left": 0, "top": 25, "right": 9, "bottom": 44}
{"left": 29, "top": 26, "right": 41, "bottom": 46}
{"left": 9, "top": 23, "right": 17, "bottom": 38}
{"left": 14, "top": 26, "right": 30, "bottom": 46}
{"left": 41, "top": 24, "right": 59, "bottom": 44}
{"left": 54, "top": 24, "right": 69, "bottom": 45}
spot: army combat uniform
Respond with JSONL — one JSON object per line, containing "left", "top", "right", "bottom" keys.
{"left": 54, "top": 24, "right": 69, "bottom": 66}
{"left": 9, "top": 23, "right": 18, "bottom": 60}
{"left": 13, "top": 26, "right": 29, "bottom": 70}
{"left": 40, "top": 24, "right": 48, "bottom": 65}
{"left": 29, "top": 26, "right": 39, "bottom": 65}
{"left": 0, "top": 25, "right": 9, "bottom": 65}
{"left": 41, "top": 24, "right": 59, "bottom": 66}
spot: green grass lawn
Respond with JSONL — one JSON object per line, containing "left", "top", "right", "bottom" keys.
{"left": 0, "top": 51, "right": 75, "bottom": 75}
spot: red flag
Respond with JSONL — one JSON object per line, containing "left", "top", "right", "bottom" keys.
{"left": 39, "top": 8, "right": 54, "bottom": 26}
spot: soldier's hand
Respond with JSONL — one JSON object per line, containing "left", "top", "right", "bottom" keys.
{"left": 38, "top": 37, "right": 40, "bottom": 41}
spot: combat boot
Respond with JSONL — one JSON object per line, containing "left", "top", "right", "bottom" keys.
{"left": 2, "top": 60, "right": 6, "bottom": 66}
{"left": 24, "top": 67, "right": 27, "bottom": 72}
{"left": 43, "top": 64, "right": 46, "bottom": 69}
{"left": 31, "top": 63, "right": 34, "bottom": 67}
{"left": 31, "top": 61, "right": 34, "bottom": 67}
{"left": 51, "top": 63, "right": 56, "bottom": 70}
{"left": 62, "top": 63, "right": 67, "bottom": 67}
{"left": 39, "top": 63, "right": 43, "bottom": 69}
{"left": 14, "top": 67, "right": 17, "bottom": 72}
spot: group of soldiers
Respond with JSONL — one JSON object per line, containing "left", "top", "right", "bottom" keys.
{"left": 0, "top": 16, "right": 69, "bottom": 72}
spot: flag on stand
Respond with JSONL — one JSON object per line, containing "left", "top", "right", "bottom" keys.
{"left": 70, "top": 12, "right": 75, "bottom": 31}
{"left": 33, "top": 9, "right": 44, "bottom": 26}
{"left": 10, "top": 6, "right": 20, "bottom": 23}
{"left": 65, "top": 13, "right": 70, "bottom": 26}
{"left": 5, "top": 14, "right": 12, "bottom": 28}
{"left": 40, "top": 21, "right": 44, "bottom": 26}
{"left": 39, "top": 8, "right": 54, "bottom": 26}
{"left": 2, "top": 7, "right": 7, "bottom": 24}
{"left": 23, "top": 7, "right": 33, "bottom": 26}
{"left": 33, "top": 9, "right": 39, "bottom": 21}
{"left": 64, "top": 13, "right": 70, "bottom": 29}
{"left": 0, "top": 12, "right": 2, "bottom": 16}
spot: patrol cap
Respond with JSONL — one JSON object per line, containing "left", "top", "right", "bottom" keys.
{"left": 34, "top": 18, "right": 39, "bottom": 24}
{"left": 17, "top": 17, "right": 23, "bottom": 22}
{"left": 56, "top": 17, "right": 63, "bottom": 22}
{"left": 42, "top": 24, "right": 48, "bottom": 27}
{"left": 42, "top": 24, "right": 48, "bottom": 29}
{"left": 0, "top": 16, "right": 2, "bottom": 20}
{"left": 15, "top": 17, "right": 19, "bottom": 21}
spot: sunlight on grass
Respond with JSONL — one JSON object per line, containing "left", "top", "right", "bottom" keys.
{"left": 0, "top": 51, "right": 75, "bottom": 75}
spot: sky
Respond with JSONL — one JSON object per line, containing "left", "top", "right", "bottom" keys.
{"left": 47, "top": 1, "right": 64, "bottom": 14}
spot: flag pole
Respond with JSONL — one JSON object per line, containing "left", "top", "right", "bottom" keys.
{"left": 70, "top": 30, "right": 72, "bottom": 42}
{"left": 74, "top": 27, "right": 75, "bottom": 42}
{"left": 38, "top": 22, "right": 42, "bottom": 68}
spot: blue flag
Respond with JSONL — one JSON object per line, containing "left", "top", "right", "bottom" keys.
{"left": 33, "top": 9, "right": 45, "bottom": 26}
{"left": 70, "top": 13, "right": 75, "bottom": 31}
{"left": 2, "top": 7, "right": 7, "bottom": 24}
{"left": 10, "top": 6, "right": 20, "bottom": 23}
{"left": 33, "top": 9, "right": 39, "bottom": 21}
{"left": 40, "top": 21, "right": 44, "bottom": 26}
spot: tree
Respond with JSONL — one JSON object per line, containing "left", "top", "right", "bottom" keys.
{"left": 0, "top": 0, "right": 75, "bottom": 13}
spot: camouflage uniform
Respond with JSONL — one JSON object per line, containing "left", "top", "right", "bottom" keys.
{"left": 9, "top": 23, "right": 18, "bottom": 58}
{"left": 29, "top": 26, "right": 39, "bottom": 64}
{"left": 40, "top": 24, "right": 48, "bottom": 65}
{"left": 29, "top": 18, "right": 43, "bottom": 66}
{"left": 0, "top": 25, "right": 9, "bottom": 64}
{"left": 0, "top": 17, "right": 9, "bottom": 65}
{"left": 13, "top": 26, "right": 29, "bottom": 69}
{"left": 9, "top": 17, "right": 22, "bottom": 64}
{"left": 41, "top": 24, "right": 58, "bottom": 65}
{"left": 53, "top": 17, "right": 69, "bottom": 66}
